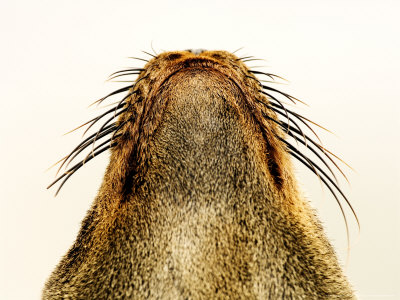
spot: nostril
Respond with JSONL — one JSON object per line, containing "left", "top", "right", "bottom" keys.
{"left": 187, "top": 49, "right": 206, "bottom": 55}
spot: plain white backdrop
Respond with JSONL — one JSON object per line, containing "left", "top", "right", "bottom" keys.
{"left": 1, "top": 0, "right": 399, "bottom": 299}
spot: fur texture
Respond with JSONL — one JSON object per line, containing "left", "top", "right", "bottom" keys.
{"left": 43, "top": 50, "right": 355, "bottom": 299}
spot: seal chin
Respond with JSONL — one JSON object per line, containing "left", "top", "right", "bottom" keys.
{"left": 187, "top": 49, "right": 206, "bottom": 55}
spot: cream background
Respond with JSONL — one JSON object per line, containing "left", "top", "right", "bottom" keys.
{"left": 1, "top": 0, "right": 399, "bottom": 299}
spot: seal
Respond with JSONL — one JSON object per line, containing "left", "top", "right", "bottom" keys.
{"left": 43, "top": 49, "right": 357, "bottom": 299}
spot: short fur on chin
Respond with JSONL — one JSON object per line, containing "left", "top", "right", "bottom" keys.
{"left": 43, "top": 50, "right": 356, "bottom": 299}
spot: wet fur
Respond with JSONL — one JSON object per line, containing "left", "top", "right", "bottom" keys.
{"left": 43, "top": 51, "right": 355, "bottom": 299}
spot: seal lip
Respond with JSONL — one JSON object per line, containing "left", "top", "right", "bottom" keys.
{"left": 145, "top": 55, "right": 248, "bottom": 104}
{"left": 186, "top": 49, "right": 207, "bottom": 55}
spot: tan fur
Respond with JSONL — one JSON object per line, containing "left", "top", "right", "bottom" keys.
{"left": 43, "top": 50, "right": 355, "bottom": 299}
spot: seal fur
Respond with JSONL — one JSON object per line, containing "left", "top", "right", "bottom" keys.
{"left": 43, "top": 50, "right": 356, "bottom": 299}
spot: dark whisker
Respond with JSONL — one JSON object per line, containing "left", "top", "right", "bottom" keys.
{"left": 242, "top": 58, "right": 265, "bottom": 63}
{"left": 61, "top": 124, "right": 117, "bottom": 171}
{"left": 51, "top": 143, "right": 116, "bottom": 196}
{"left": 114, "top": 90, "right": 138, "bottom": 112}
{"left": 82, "top": 102, "right": 128, "bottom": 137}
{"left": 150, "top": 42, "right": 158, "bottom": 56}
{"left": 98, "top": 107, "right": 128, "bottom": 137}
{"left": 47, "top": 155, "right": 68, "bottom": 171}
{"left": 279, "top": 135, "right": 338, "bottom": 184}
{"left": 111, "top": 116, "right": 135, "bottom": 140}
{"left": 128, "top": 57, "right": 149, "bottom": 63}
{"left": 90, "top": 106, "right": 130, "bottom": 155}
{"left": 287, "top": 149, "right": 351, "bottom": 248}
{"left": 65, "top": 99, "right": 128, "bottom": 136}
{"left": 264, "top": 103, "right": 306, "bottom": 144}
{"left": 263, "top": 112, "right": 349, "bottom": 183}
{"left": 108, "top": 72, "right": 141, "bottom": 81}
{"left": 232, "top": 46, "right": 244, "bottom": 54}
{"left": 54, "top": 113, "right": 136, "bottom": 190}
{"left": 83, "top": 134, "right": 122, "bottom": 163}
{"left": 271, "top": 103, "right": 331, "bottom": 134}
{"left": 256, "top": 98, "right": 291, "bottom": 136}
{"left": 269, "top": 102, "right": 323, "bottom": 144}
{"left": 290, "top": 144, "right": 359, "bottom": 230}
{"left": 259, "top": 80, "right": 286, "bottom": 85}
{"left": 64, "top": 117, "right": 98, "bottom": 136}
{"left": 109, "top": 68, "right": 145, "bottom": 77}
{"left": 283, "top": 123, "right": 349, "bottom": 182}
{"left": 262, "top": 84, "right": 305, "bottom": 105}
{"left": 250, "top": 70, "right": 288, "bottom": 82}
{"left": 258, "top": 90, "right": 292, "bottom": 132}
{"left": 253, "top": 70, "right": 273, "bottom": 80}
{"left": 89, "top": 85, "right": 132, "bottom": 107}
{"left": 258, "top": 89, "right": 303, "bottom": 142}
{"left": 65, "top": 134, "right": 119, "bottom": 171}
{"left": 98, "top": 100, "right": 127, "bottom": 108}
{"left": 279, "top": 136, "right": 324, "bottom": 192}
{"left": 237, "top": 56, "right": 254, "bottom": 61}
{"left": 82, "top": 90, "right": 137, "bottom": 138}
{"left": 56, "top": 124, "right": 116, "bottom": 174}
{"left": 142, "top": 50, "right": 156, "bottom": 58}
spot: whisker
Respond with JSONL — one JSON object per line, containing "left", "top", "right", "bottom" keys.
{"left": 150, "top": 41, "right": 158, "bottom": 56}
{"left": 47, "top": 155, "right": 68, "bottom": 171}
{"left": 237, "top": 56, "right": 254, "bottom": 61}
{"left": 259, "top": 79, "right": 286, "bottom": 85}
{"left": 275, "top": 105, "right": 331, "bottom": 134}
{"left": 98, "top": 100, "right": 126, "bottom": 108}
{"left": 63, "top": 117, "right": 98, "bottom": 136}
{"left": 107, "top": 72, "right": 140, "bottom": 81}
{"left": 242, "top": 58, "right": 265, "bottom": 63}
{"left": 109, "top": 68, "right": 145, "bottom": 77}
{"left": 61, "top": 124, "right": 117, "bottom": 171}
{"left": 115, "top": 90, "right": 138, "bottom": 111}
{"left": 111, "top": 116, "right": 135, "bottom": 139}
{"left": 318, "top": 145, "right": 354, "bottom": 171}
{"left": 90, "top": 106, "right": 130, "bottom": 155}
{"left": 89, "top": 85, "right": 132, "bottom": 107}
{"left": 65, "top": 98, "right": 128, "bottom": 136}
{"left": 141, "top": 50, "right": 156, "bottom": 58}
{"left": 83, "top": 90, "right": 137, "bottom": 138}
{"left": 259, "top": 90, "right": 291, "bottom": 132}
{"left": 269, "top": 102, "right": 323, "bottom": 144}
{"left": 279, "top": 135, "right": 338, "bottom": 184}
{"left": 283, "top": 123, "right": 349, "bottom": 182}
{"left": 262, "top": 112, "right": 348, "bottom": 183}
{"left": 288, "top": 149, "right": 351, "bottom": 249}
{"left": 83, "top": 134, "right": 122, "bottom": 163}
{"left": 258, "top": 89, "right": 302, "bottom": 142}
{"left": 262, "top": 84, "right": 307, "bottom": 105}
{"left": 56, "top": 124, "right": 116, "bottom": 174}
{"left": 82, "top": 102, "right": 128, "bottom": 137}
{"left": 64, "top": 134, "right": 119, "bottom": 171}
{"left": 292, "top": 145, "right": 358, "bottom": 230}
{"left": 264, "top": 103, "right": 306, "bottom": 144}
{"left": 232, "top": 46, "right": 244, "bottom": 54}
{"left": 257, "top": 98, "right": 291, "bottom": 136}
{"left": 279, "top": 136, "right": 324, "bottom": 189}
{"left": 102, "top": 107, "right": 128, "bottom": 134}
{"left": 128, "top": 57, "right": 149, "bottom": 63}
{"left": 250, "top": 70, "right": 288, "bottom": 82}
{"left": 50, "top": 143, "right": 116, "bottom": 196}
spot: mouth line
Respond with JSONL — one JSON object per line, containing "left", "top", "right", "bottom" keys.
{"left": 146, "top": 57, "right": 239, "bottom": 101}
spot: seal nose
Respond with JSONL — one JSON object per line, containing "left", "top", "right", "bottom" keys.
{"left": 187, "top": 49, "right": 206, "bottom": 55}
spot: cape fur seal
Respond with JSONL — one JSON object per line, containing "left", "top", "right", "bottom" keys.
{"left": 43, "top": 49, "right": 357, "bottom": 299}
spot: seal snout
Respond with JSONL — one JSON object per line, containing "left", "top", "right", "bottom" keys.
{"left": 187, "top": 49, "right": 206, "bottom": 55}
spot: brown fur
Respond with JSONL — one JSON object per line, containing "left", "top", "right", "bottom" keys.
{"left": 43, "top": 50, "right": 355, "bottom": 299}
